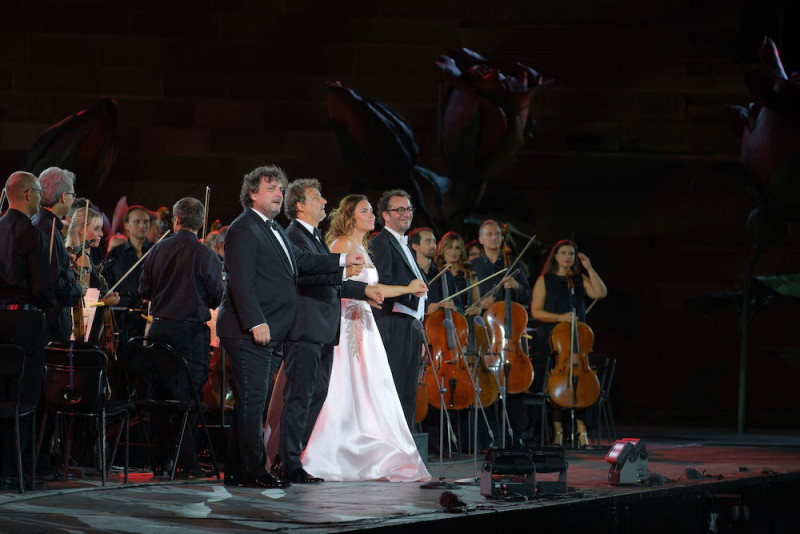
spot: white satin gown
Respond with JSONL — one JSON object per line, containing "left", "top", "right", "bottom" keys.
{"left": 264, "top": 259, "right": 430, "bottom": 482}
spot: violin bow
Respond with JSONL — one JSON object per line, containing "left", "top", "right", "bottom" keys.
{"left": 79, "top": 202, "right": 90, "bottom": 279}
{"left": 201, "top": 185, "right": 211, "bottom": 241}
{"left": 425, "top": 263, "right": 451, "bottom": 286}
{"left": 585, "top": 298, "right": 598, "bottom": 314}
{"left": 0, "top": 188, "right": 6, "bottom": 213}
{"left": 438, "top": 268, "right": 508, "bottom": 305}
{"left": 102, "top": 229, "right": 171, "bottom": 299}
{"left": 463, "top": 268, "right": 520, "bottom": 316}
{"left": 48, "top": 220, "right": 56, "bottom": 264}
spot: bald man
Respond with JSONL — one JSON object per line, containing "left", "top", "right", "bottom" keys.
{"left": 0, "top": 171, "right": 56, "bottom": 488}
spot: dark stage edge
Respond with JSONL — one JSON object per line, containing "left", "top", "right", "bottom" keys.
{"left": 0, "top": 428, "right": 798, "bottom": 533}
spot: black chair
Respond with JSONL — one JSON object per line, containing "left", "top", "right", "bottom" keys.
{"left": 0, "top": 344, "right": 37, "bottom": 493}
{"left": 37, "top": 342, "right": 132, "bottom": 486}
{"left": 122, "top": 337, "right": 220, "bottom": 480}
{"left": 590, "top": 354, "right": 618, "bottom": 446}
{"left": 522, "top": 353, "right": 552, "bottom": 447}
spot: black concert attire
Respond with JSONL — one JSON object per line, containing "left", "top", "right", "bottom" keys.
{"left": 470, "top": 252, "right": 532, "bottom": 449}
{"left": 138, "top": 230, "right": 223, "bottom": 472}
{"left": 31, "top": 208, "right": 82, "bottom": 343}
{"left": 104, "top": 239, "right": 153, "bottom": 347}
{"left": 0, "top": 208, "right": 57, "bottom": 480}
{"left": 370, "top": 228, "right": 427, "bottom": 431}
{"left": 532, "top": 273, "right": 594, "bottom": 438}
{"left": 216, "top": 209, "right": 342, "bottom": 486}
{"left": 279, "top": 220, "right": 367, "bottom": 476}
{"left": 423, "top": 264, "right": 463, "bottom": 314}
{"left": 533, "top": 274, "right": 587, "bottom": 357}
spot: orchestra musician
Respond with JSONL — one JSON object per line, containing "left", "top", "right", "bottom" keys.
{"left": 470, "top": 219, "right": 532, "bottom": 448}
{"left": 103, "top": 205, "right": 153, "bottom": 347}
{"left": 138, "top": 197, "right": 224, "bottom": 477}
{"left": 65, "top": 207, "right": 121, "bottom": 338}
{"left": 530, "top": 239, "right": 607, "bottom": 448}
{"left": 31, "top": 167, "right": 85, "bottom": 343}
{"left": 0, "top": 171, "right": 56, "bottom": 490}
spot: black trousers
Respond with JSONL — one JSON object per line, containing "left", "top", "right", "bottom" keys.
{"left": 221, "top": 336, "right": 282, "bottom": 482}
{"left": 375, "top": 313, "right": 423, "bottom": 431}
{"left": 0, "top": 309, "right": 45, "bottom": 477}
{"left": 147, "top": 320, "right": 211, "bottom": 469}
{"left": 279, "top": 339, "right": 334, "bottom": 473}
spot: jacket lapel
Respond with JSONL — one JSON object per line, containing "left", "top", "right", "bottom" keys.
{"left": 250, "top": 210, "right": 295, "bottom": 276}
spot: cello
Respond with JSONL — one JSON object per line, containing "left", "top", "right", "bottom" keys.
{"left": 423, "top": 267, "right": 475, "bottom": 411}
{"left": 546, "top": 274, "right": 600, "bottom": 410}
{"left": 485, "top": 238, "right": 534, "bottom": 394}
{"left": 462, "top": 266, "right": 498, "bottom": 408}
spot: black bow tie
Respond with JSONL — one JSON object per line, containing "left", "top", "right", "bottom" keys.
{"left": 266, "top": 219, "right": 279, "bottom": 231}
{"left": 313, "top": 228, "right": 323, "bottom": 241}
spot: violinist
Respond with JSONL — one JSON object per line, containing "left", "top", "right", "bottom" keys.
{"left": 530, "top": 239, "right": 607, "bottom": 448}
{"left": 31, "top": 167, "right": 85, "bottom": 343}
{"left": 470, "top": 219, "right": 532, "bottom": 448}
{"left": 65, "top": 206, "right": 121, "bottom": 318}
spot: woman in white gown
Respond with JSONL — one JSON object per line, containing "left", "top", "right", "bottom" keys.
{"left": 265, "top": 195, "right": 430, "bottom": 482}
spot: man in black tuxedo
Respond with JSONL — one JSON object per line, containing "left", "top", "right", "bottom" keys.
{"left": 370, "top": 189, "right": 428, "bottom": 430}
{"left": 278, "top": 178, "right": 383, "bottom": 484}
{"left": 216, "top": 166, "right": 363, "bottom": 489}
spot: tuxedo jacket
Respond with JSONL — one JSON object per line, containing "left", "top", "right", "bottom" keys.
{"left": 369, "top": 228, "right": 423, "bottom": 322}
{"left": 284, "top": 220, "right": 367, "bottom": 345}
{"left": 216, "top": 209, "right": 341, "bottom": 342}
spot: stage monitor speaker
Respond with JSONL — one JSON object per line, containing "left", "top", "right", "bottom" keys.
{"left": 480, "top": 447, "right": 568, "bottom": 498}
{"left": 605, "top": 438, "right": 649, "bottom": 485}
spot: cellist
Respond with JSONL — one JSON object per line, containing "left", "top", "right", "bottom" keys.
{"left": 470, "top": 220, "right": 532, "bottom": 448}
{"left": 530, "top": 239, "right": 607, "bottom": 448}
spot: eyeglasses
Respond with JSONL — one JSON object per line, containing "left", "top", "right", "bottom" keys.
{"left": 24, "top": 188, "right": 44, "bottom": 195}
{"left": 385, "top": 207, "right": 415, "bottom": 215}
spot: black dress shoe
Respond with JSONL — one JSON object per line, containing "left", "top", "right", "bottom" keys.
{"left": 224, "top": 473, "right": 243, "bottom": 487}
{"left": 249, "top": 472, "right": 290, "bottom": 489}
{"left": 269, "top": 454, "right": 281, "bottom": 474}
{"left": 287, "top": 467, "right": 323, "bottom": 484}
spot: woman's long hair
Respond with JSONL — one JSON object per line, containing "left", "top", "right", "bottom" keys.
{"left": 326, "top": 194, "right": 369, "bottom": 249}
{"left": 541, "top": 239, "right": 581, "bottom": 277}
{"left": 435, "top": 231, "right": 467, "bottom": 271}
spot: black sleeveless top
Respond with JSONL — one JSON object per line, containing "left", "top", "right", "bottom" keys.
{"left": 534, "top": 273, "right": 587, "bottom": 356}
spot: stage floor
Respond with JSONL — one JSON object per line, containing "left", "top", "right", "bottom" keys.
{"left": 1, "top": 426, "right": 799, "bottom": 533}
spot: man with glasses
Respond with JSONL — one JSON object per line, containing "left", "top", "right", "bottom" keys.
{"left": 370, "top": 189, "right": 428, "bottom": 430}
{"left": 0, "top": 171, "right": 57, "bottom": 489}
{"left": 31, "top": 167, "right": 84, "bottom": 343}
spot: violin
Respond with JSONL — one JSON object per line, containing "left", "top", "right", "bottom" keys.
{"left": 546, "top": 274, "right": 600, "bottom": 409}
{"left": 423, "top": 266, "right": 475, "bottom": 411}
{"left": 485, "top": 234, "right": 534, "bottom": 394}
{"left": 70, "top": 248, "right": 92, "bottom": 341}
